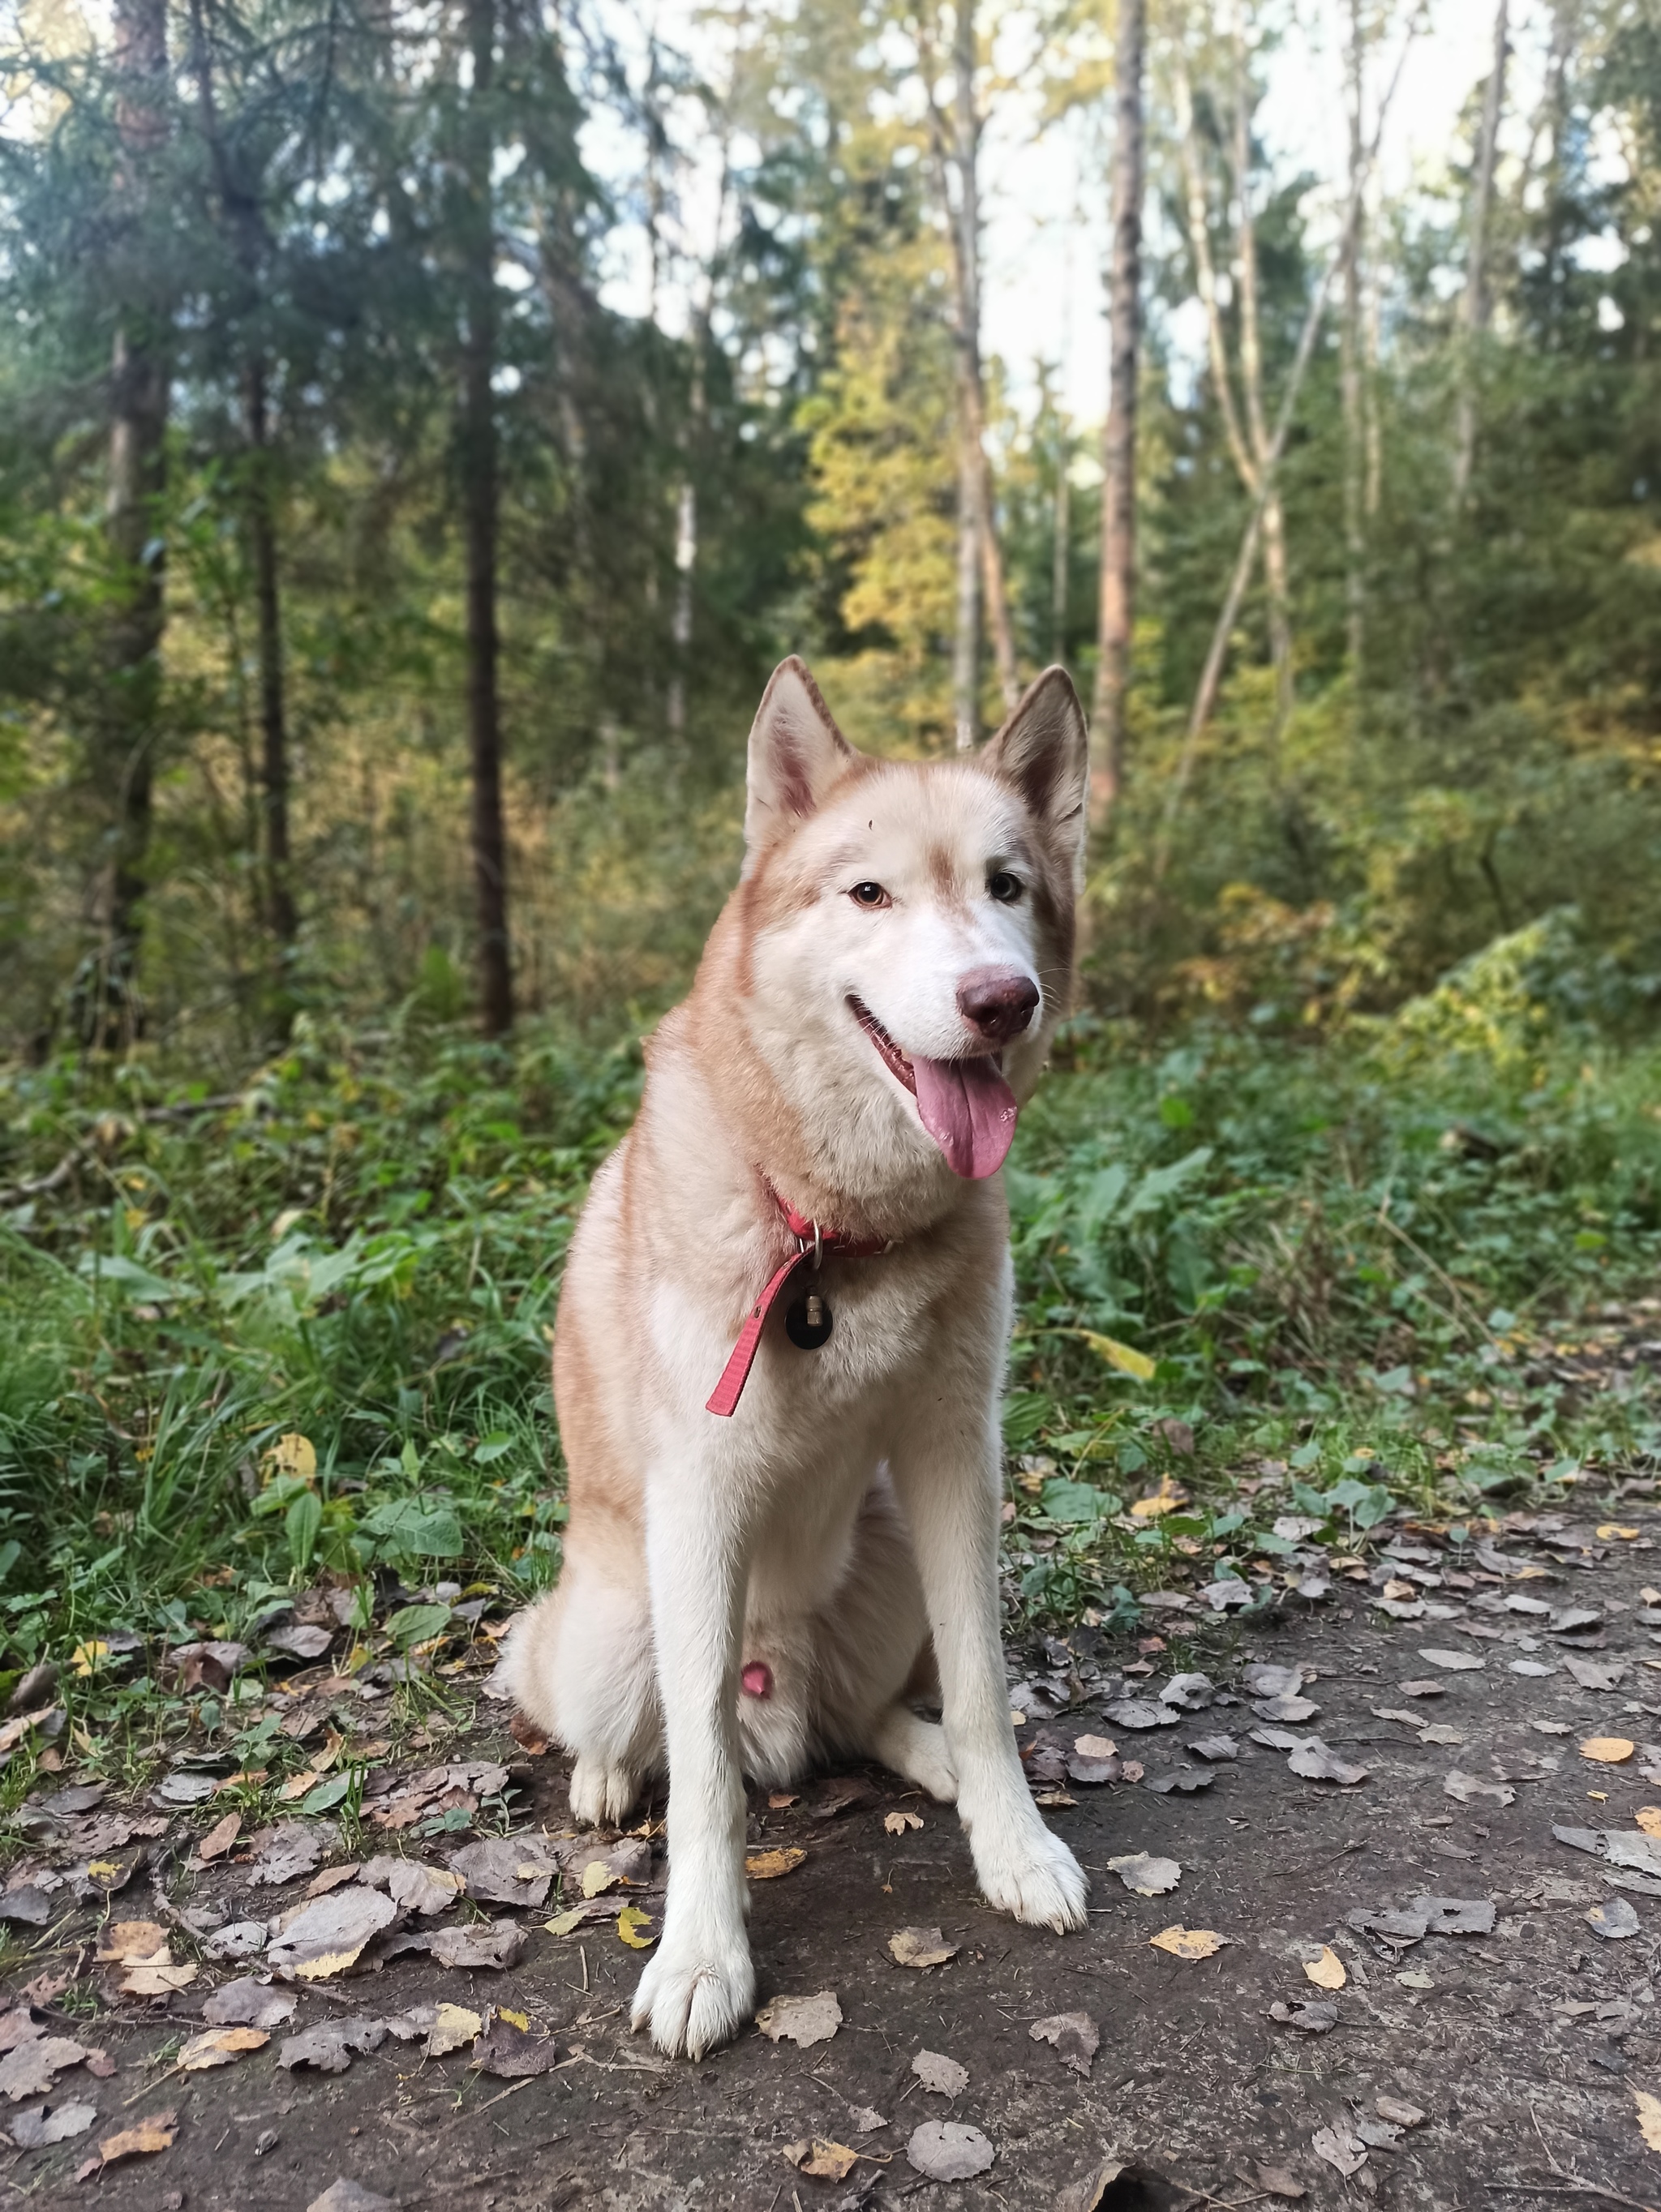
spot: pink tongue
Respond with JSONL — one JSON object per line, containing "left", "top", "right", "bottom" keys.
{"left": 912, "top": 1056, "right": 1019, "bottom": 1179}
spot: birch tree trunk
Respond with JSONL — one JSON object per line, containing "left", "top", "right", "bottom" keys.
{"left": 1230, "top": 5, "right": 1293, "bottom": 738}
{"left": 1341, "top": 0, "right": 1367, "bottom": 681}
{"left": 1089, "top": 0, "right": 1144, "bottom": 827}
{"left": 88, "top": 0, "right": 170, "bottom": 1046}
{"left": 1453, "top": 0, "right": 1510, "bottom": 504}
{"left": 461, "top": 0, "right": 513, "bottom": 1036}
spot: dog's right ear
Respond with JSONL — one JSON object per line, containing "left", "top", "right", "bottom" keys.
{"left": 742, "top": 658, "right": 856, "bottom": 874}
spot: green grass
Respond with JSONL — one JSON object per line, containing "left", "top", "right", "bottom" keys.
{"left": 0, "top": 1002, "right": 1658, "bottom": 1766}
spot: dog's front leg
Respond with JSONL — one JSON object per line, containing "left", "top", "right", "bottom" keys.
{"left": 629, "top": 1468, "right": 755, "bottom": 2060}
{"left": 891, "top": 1410, "right": 1088, "bottom": 1933}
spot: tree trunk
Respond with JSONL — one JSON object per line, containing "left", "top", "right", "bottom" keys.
{"left": 1230, "top": 4, "right": 1293, "bottom": 738}
{"left": 1050, "top": 428, "right": 1070, "bottom": 667}
{"left": 87, "top": 0, "right": 170, "bottom": 1047}
{"left": 462, "top": 0, "right": 513, "bottom": 1036}
{"left": 1089, "top": 0, "right": 1144, "bottom": 827}
{"left": 245, "top": 359, "right": 296, "bottom": 964}
{"left": 189, "top": 0, "right": 297, "bottom": 1020}
{"left": 1453, "top": 0, "right": 1510, "bottom": 504}
{"left": 1341, "top": 0, "right": 1367, "bottom": 682}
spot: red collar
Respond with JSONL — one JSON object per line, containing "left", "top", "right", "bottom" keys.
{"left": 706, "top": 1185, "right": 892, "bottom": 1417}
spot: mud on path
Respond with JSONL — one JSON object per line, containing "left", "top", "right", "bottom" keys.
{"left": 7, "top": 1507, "right": 1661, "bottom": 2211}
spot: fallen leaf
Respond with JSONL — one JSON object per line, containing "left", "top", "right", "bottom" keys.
{"left": 908, "top": 2120, "right": 994, "bottom": 2180}
{"left": 543, "top": 1908, "right": 586, "bottom": 1937}
{"left": 1268, "top": 2000, "right": 1337, "bottom": 2033}
{"left": 305, "top": 2181, "right": 398, "bottom": 2212}
{"left": 1633, "top": 2088, "right": 1661, "bottom": 2153}
{"left": 883, "top": 1811, "right": 923, "bottom": 1836}
{"left": 783, "top": 2138, "right": 859, "bottom": 2181}
{"left": 1253, "top": 1694, "right": 1320, "bottom": 1725}
{"left": 196, "top": 1813, "right": 242, "bottom": 1864}
{"left": 1637, "top": 1809, "right": 1661, "bottom": 1837}
{"left": 745, "top": 1848, "right": 806, "bottom": 1880}
{"left": 912, "top": 2049, "right": 968, "bottom": 2095}
{"left": 93, "top": 2108, "right": 178, "bottom": 2167}
{"left": 1189, "top": 1734, "right": 1238, "bottom": 1762}
{"left": 1418, "top": 1724, "right": 1465, "bottom": 1747}
{"left": 1083, "top": 1331, "right": 1157, "bottom": 1383}
{"left": 7, "top": 2098, "right": 97, "bottom": 2147}
{"left": 97, "top": 1921, "right": 168, "bottom": 1966}
{"left": 1029, "top": 2012, "right": 1098, "bottom": 2073}
{"left": 267, "top": 1888, "right": 396, "bottom": 1980}
{"left": 448, "top": 1836, "right": 559, "bottom": 1909}
{"left": 470, "top": 2013, "right": 560, "bottom": 2078}
{"left": 889, "top": 1926, "right": 959, "bottom": 1969}
{"left": 1149, "top": 1925, "right": 1225, "bottom": 1961}
{"left": 1589, "top": 1897, "right": 1642, "bottom": 1940}
{"left": 582, "top": 1860, "right": 620, "bottom": 1898}
{"left": 1582, "top": 1738, "right": 1636, "bottom": 1764}
{"left": 1311, "top": 2122, "right": 1367, "bottom": 2178}
{"left": 616, "top": 1905, "right": 655, "bottom": 1949}
{"left": 1444, "top": 1770, "right": 1516, "bottom": 1808}
{"left": 425, "top": 2004, "right": 482, "bottom": 2058}
{"left": 202, "top": 1979, "right": 295, "bottom": 2031}
{"left": 265, "top": 1432, "right": 316, "bottom": 1483}
{"left": 278, "top": 2020, "right": 388, "bottom": 2074}
{"left": 1253, "top": 2162, "right": 1307, "bottom": 2199}
{"left": 755, "top": 1991, "right": 841, "bottom": 2048}
{"left": 119, "top": 1964, "right": 199, "bottom": 1997}
{"left": 178, "top": 2027, "right": 268, "bottom": 2071}
{"left": 1416, "top": 1649, "right": 1485, "bottom": 1672}
{"left": 1130, "top": 1474, "right": 1188, "bottom": 1520}
{"left": 1147, "top": 1767, "right": 1214, "bottom": 1794}
{"left": 1303, "top": 1945, "right": 1346, "bottom": 1991}
{"left": 1107, "top": 1852, "right": 1180, "bottom": 1897}
{"left": 430, "top": 1920, "right": 526, "bottom": 1970}
{"left": 0, "top": 2038, "right": 88, "bottom": 2103}
{"left": 361, "top": 1857, "right": 462, "bottom": 1918}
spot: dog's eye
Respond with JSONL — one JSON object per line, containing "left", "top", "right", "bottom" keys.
{"left": 849, "top": 881, "right": 891, "bottom": 909}
{"left": 988, "top": 871, "right": 1022, "bottom": 904}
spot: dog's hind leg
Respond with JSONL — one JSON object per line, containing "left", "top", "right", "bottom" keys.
{"left": 500, "top": 1543, "right": 662, "bottom": 1827}
{"left": 812, "top": 1473, "right": 958, "bottom": 1803}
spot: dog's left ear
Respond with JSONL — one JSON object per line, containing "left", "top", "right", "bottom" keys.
{"left": 982, "top": 667, "right": 1089, "bottom": 887}
{"left": 743, "top": 657, "right": 856, "bottom": 873}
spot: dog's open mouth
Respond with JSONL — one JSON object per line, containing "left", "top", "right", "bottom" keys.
{"left": 849, "top": 996, "right": 1019, "bottom": 1181}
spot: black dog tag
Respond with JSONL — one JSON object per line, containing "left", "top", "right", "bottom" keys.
{"left": 785, "top": 1287, "right": 833, "bottom": 1349}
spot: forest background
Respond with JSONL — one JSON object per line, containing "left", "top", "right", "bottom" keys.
{"left": 1, "top": 0, "right": 1659, "bottom": 1669}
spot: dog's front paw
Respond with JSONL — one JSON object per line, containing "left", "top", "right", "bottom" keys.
{"left": 630, "top": 1928, "right": 756, "bottom": 2060}
{"left": 971, "top": 1813, "right": 1088, "bottom": 1932}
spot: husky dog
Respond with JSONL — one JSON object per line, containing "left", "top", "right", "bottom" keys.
{"left": 504, "top": 658, "right": 1090, "bottom": 2058}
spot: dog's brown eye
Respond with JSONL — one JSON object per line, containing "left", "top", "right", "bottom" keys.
{"left": 988, "top": 871, "right": 1022, "bottom": 903}
{"left": 849, "top": 881, "right": 890, "bottom": 908}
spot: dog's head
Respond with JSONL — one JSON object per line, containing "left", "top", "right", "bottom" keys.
{"left": 731, "top": 657, "right": 1088, "bottom": 1192}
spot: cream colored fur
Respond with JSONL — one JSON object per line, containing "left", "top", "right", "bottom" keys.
{"left": 502, "top": 658, "right": 1091, "bottom": 2058}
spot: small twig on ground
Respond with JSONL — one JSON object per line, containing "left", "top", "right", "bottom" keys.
{"left": 416, "top": 2075, "right": 536, "bottom": 2154}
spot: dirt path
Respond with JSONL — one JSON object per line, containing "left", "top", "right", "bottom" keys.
{"left": 6, "top": 1509, "right": 1661, "bottom": 2211}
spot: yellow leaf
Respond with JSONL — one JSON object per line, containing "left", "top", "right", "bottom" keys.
{"left": 783, "top": 2139, "right": 860, "bottom": 2180}
{"left": 884, "top": 1811, "right": 924, "bottom": 1836}
{"left": 97, "top": 1921, "right": 168, "bottom": 1966}
{"left": 70, "top": 1641, "right": 109, "bottom": 1678}
{"left": 581, "top": 1860, "right": 620, "bottom": 1898}
{"left": 499, "top": 2008, "right": 530, "bottom": 2030}
{"left": 1635, "top": 2088, "right": 1661, "bottom": 2153}
{"left": 264, "top": 1433, "right": 317, "bottom": 1485}
{"left": 179, "top": 2026, "right": 268, "bottom": 2070}
{"left": 426, "top": 2004, "right": 482, "bottom": 2057}
{"left": 1599, "top": 1524, "right": 1640, "bottom": 1541}
{"left": 1303, "top": 1945, "right": 1346, "bottom": 1991}
{"left": 97, "top": 2111, "right": 178, "bottom": 2165}
{"left": 1582, "top": 1738, "right": 1637, "bottom": 1764}
{"left": 84, "top": 1859, "right": 125, "bottom": 1884}
{"left": 745, "top": 1848, "right": 807, "bottom": 1880}
{"left": 617, "top": 1905, "right": 655, "bottom": 1950}
{"left": 1130, "top": 1474, "right": 1191, "bottom": 1521}
{"left": 1636, "top": 1809, "right": 1661, "bottom": 1837}
{"left": 1079, "top": 1331, "right": 1157, "bottom": 1382}
{"left": 544, "top": 1908, "right": 586, "bottom": 1937}
{"left": 1149, "top": 1926, "right": 1225, "bottom": 1961}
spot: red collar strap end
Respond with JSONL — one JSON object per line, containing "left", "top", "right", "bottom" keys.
{"left": 706, "top": 1192, "right": 892, "bottom": 1417}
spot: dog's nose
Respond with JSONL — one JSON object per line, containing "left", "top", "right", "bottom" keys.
{"left": 956, "top": 967, "right": 1040, "bottom": 1044}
